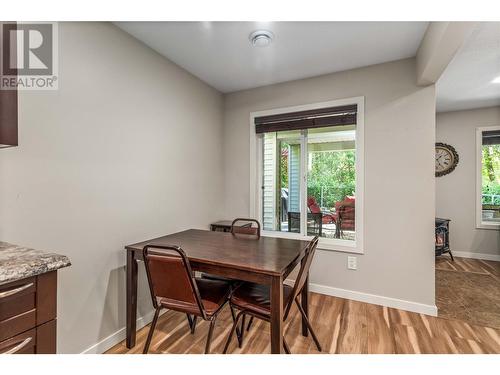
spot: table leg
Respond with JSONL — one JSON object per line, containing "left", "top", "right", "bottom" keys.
{"left": 301, "top": 273, "right": 309, "bottom": 337}
{"left": 126, "top": 249, "right": 138, "bottom": 349}
{"left": 270, "top": 275, "right": 284, "bottom": 354}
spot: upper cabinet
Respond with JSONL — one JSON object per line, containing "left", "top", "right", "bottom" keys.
{"left": 0, "top": 22, "right": 18, "bottom": 149}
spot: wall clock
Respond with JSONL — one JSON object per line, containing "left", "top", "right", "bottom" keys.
{"left": 435, "top": 142, "right": 459, "bottom": 177}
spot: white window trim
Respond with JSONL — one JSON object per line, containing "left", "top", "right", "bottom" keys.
{"left": 249, "top": 96, "right": 365, "bottom": 254}
{"left": 476, "top": 125, "right": 500, "bottom": 230}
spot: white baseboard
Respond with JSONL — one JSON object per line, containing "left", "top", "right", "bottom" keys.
{"left": 306, "top": 282, "right": 438, "bottom": 316}
{"left": 451, "top": 251, "right": 500, "bottom": 262}
{"left": 81, "top": 309, "right": 162, "bottom": 354}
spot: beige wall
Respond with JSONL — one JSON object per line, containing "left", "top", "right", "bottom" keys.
{"left": 416, "top": 22, "right": 475, "bottom": 86}
{"left": 223, "top": 58, "right": 437, "bottom": 309}
{"left": 0, "top": 23, "right": 224, "bottom": 353}
{"left": 436, "top": 107, "right": 500, "bottom": 257}
{"left": 0, "top": 25, "right": 440, "bottom": 352}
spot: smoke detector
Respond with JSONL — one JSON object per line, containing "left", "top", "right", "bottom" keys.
{"left": 249, "top": 30, "right": 274, "bottom": 47}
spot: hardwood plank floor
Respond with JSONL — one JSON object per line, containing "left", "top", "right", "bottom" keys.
{"left": 106, "top": 291, "right": 500, "bottom": 354}
{"left": 436, "top": 256, "right": 500, "bottom": 329}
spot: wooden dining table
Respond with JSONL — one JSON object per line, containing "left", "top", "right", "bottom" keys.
{"left": 125, "top": 229, "right": 312, "bottom": 354}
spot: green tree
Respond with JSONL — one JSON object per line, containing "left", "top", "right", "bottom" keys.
{"left": 482, "top": 144, "right": 500, "bottom": 206}
{"left": 307, "top": 150, "right": 355, "bottom": 208}
{"left": 280, "top": 143, "right": 289, "bottom": 188}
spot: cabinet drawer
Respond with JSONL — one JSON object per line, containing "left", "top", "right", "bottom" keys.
{"left": 0, "top": 328, "right": 36, "bottom": 354}
{"left": 0, "top": 272, "right": 57, "bottom": 343}
{"left": 0, "top": 277, "right": 37, "bottom": 342}
{"left": 0, "top": 277, "right": 36, "bottom": 322}
{"left": 0, "top": 320, "right": 56, "bottom": 354}
{"left": 0, "top": 308, "right": 36, "bottom": 341}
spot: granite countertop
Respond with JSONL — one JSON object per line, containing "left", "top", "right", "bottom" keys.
{"left": 0, "top": 242, "right": 71, "bottom": 285}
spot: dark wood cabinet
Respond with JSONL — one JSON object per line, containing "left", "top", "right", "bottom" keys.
{"left": 0, "top": 87, "right": 18, "bottom": 148}
{"left": 0, "top": 21, "right": 18, "bottom": 149}
{"left": 0, "top": 272, "right": 58, "bottom": 353}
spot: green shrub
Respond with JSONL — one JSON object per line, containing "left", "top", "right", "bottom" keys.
{"left": 482, "top": 182, "right": 500, "bottom": 206}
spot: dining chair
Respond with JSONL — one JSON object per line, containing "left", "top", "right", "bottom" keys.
{"left": 228, "top": 218, "right": 261, "bottom": 341}
{"left": 202, "top": 218, "right": 261, "bottom": 285}
{"left": 142, "top": 244, "right": 231, "bottom": 354}
{"left": 230, "top": 218, "right": 261, "bottom": 238}
{"left": 202, "top": 218, "right": 262, "bottom": 343}
{"left": 223, "top": 236, "right": 321, "bottom": 354}
{"left": 201, "top": 218, "right": 261, "bottom": 284}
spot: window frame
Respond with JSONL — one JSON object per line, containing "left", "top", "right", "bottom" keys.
{"left": 249, "top": 96, "right": 365, "bottom": 254}
{"left": 476, "top": 125, "right": 500, "bottom": 230}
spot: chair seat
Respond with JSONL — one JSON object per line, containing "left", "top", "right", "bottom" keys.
{"left": 159, "top": 278, "right": 230, "bottom": 317}
{"left": 201, "top": 273, "right": 235, "bottom": 284}
{"left": 230, "top": 282, "right": 294, "bottom": 317}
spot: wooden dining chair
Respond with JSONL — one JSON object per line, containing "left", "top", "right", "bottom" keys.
{"left": 223, "top": 236, "right": 321, "bottom": 354}
{"left": 142, "top": 244, "right": 231, "bottom": 354}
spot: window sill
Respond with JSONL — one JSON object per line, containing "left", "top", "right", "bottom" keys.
{"left": 476, "top": 222, "right": 500, "bottom": 231}
{"left": 261, "top": 230, "right": 364, "bottom": 254}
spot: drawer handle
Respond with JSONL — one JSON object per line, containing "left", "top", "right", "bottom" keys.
{"left": 0, "top": 283, "right": 34, "bottom": 299}
{"left": 1, "top": 337, "right": 33, "bottom": 354}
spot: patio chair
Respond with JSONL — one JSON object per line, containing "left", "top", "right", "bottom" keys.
{"left": 333, "top": 197, "right": 355, "bottom": 238}
{"left": 307, "top": 196, "right": 335, "bottom": 224}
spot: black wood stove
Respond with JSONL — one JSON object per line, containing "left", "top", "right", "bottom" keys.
{"left": 435, "top": 217, "right": 454, "bottom": 261}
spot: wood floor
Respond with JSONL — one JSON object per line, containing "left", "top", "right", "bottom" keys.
{"left": 106, "top": 291, "right": 500, "bottom": 354}
{"left": 436, "top": 256, "right": 500, "bottom": 329}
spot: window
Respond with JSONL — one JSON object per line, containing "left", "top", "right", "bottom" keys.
{"left": 251, "top": 98, "right": 364, "bottom": 252}
{"left": 477, "top": 126, "right": 500, "bottom": 228}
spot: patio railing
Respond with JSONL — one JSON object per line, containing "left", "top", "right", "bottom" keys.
{"left": 482, "top": 193, "right": 500, "bottom": 206}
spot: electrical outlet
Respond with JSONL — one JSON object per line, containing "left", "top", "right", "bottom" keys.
{"left": 347, "top": 256, "right": 357, "bottom": 270}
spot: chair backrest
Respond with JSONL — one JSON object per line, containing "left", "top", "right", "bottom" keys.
{"left": 143, "top": 244, "right": 207, "bottom": 319}
{"left": 231, "top": 218, "right": 261, "bottom": 238}
{"left": 284, "top": 236, "right": 319, "bottom": 320}
{"left": 307, "top": 196, "right": 322, "bottom": 214}
{"left": 335, "top": 196, "right": 355, "bottom": 211}
{"left": 338, "top": 201, "right": 355, "bottom": 230}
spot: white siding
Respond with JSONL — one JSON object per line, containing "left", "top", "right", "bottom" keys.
{"left": 288, "top": 144, "right": 301, "bottom": 212}
{"left": 262, "top": 133, "right": 276, "bottom": 230}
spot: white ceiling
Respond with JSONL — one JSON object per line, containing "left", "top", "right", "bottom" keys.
{"left": 437, "top": 22, "right": 500, "bottom": 112}
{"left": 115, "top": 22, "right": 428, "bottom": 93}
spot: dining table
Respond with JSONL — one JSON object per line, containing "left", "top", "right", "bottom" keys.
{"left": 124, "top": 229, "right": 312, "bottom": 354}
